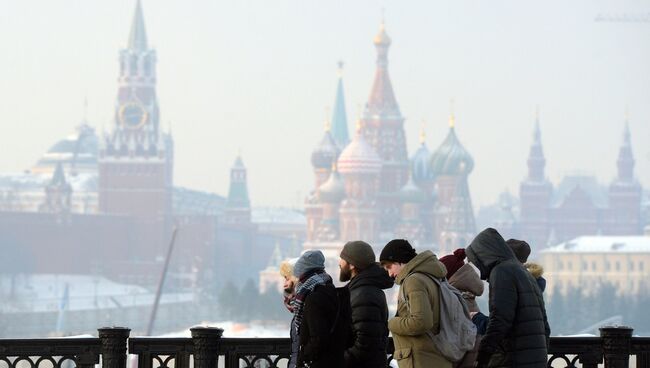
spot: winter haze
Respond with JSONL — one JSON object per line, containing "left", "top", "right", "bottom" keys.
{"left": 0, "top": 0, "right": 649, "bottom": 208}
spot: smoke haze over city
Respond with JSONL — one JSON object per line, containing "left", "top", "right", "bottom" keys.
{"left": 1, "top": 0, "right": 648, "bottom": 207}
{"left": 1, "top": 0, "right": 650, "bottom": 340}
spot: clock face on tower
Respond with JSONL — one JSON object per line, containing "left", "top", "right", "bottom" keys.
{"left": 119, "top": 102, "right": 148, "bottom": 129}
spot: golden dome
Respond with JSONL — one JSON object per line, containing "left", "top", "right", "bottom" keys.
{"left": 373, "top": 22, "right": 391, "bottom": 46}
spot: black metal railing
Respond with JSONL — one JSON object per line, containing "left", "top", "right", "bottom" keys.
{"left": 0, "top": 337, "right": 100, "bottom": 368}
{"left": 0, "top": 326, "right": 648, "bottom": 368}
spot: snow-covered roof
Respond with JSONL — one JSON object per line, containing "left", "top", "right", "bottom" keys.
{"left": 173, "top": 187, "right": 225, "bottom": 216}
{"left": 0, "top": 274, "right": 192, "bottom": 313}
{"left": 160, "top": 321, "right": 290, "bottom": 338}
{"left": 0, "top": 172, "right": 97, "bottom": 192}
{"left": 252, "top": 207, "right": 305, "bottom": 225}
{"left": 551, "top": 175, "right": 608, "bottom": 208}
{"left": 542, "top": 236, "right": 650, "bottom": 254}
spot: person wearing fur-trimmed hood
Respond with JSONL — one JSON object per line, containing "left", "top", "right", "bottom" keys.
{"left": 506, "top": 239, "right": 547, "bottom": 293}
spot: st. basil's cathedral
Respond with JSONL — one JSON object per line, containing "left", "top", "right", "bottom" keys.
{"left": 0, "top": 1, "right": 645, "bottom": 295}
{"left": 303, "top": 22, "right": 477, "bottom": 265}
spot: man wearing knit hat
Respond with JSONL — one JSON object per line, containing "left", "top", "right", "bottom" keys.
{"left": 339, "top": 241, "right": 393, "bottom": 368}
{"left": 379, "top": 239, "right": 451, "bottom": 368}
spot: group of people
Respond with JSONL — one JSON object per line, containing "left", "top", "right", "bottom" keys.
{"left": 279, "top": 228, "right": 550, "bottom": 368}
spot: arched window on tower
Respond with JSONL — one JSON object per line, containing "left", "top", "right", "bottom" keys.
{"left": 143, "top": 56, "right": 151, "bottom": 77}
{"left": 130, "top": 54, "right": 138, "bottom": 76}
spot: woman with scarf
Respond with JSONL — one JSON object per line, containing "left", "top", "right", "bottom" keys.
{"left": 289, "top": 250, "right": 351, "bottom": 368}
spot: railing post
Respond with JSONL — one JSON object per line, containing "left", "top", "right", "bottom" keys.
{"left": 191, "top": 327, "right": 223, "bottom": 368}
{"left": 600, "top": 326, "right": 633, "bottom": 368}
{"left": 98, "top": 327, "right": 131, "bottom": 368}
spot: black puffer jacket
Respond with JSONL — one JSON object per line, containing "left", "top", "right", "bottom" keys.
{"left": 466, "top": 228, "right": 551, "bottom": 368}
{"left": 344, "top": 263, "right": 394, "bottom": 368}
{"left": 299, "top": 282, "right": 352, "bottom": 368}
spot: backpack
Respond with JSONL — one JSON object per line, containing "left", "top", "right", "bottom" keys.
{"left": 400, "top": 273, "right": 477, "bottom": 362}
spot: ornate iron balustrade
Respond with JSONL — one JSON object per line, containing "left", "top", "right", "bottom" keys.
{"left": 0, "top": 338, "right": 99, "bottom": 368}
{"left": 0, "top": 326, "right": 648, "bottom": 368}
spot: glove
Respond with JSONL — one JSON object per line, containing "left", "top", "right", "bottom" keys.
{"left": 475, "top": 351, "right": 490, "bottom": 368}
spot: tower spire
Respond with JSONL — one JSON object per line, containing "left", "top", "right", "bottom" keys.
{"left": 83, "top": 96, "right": 88, "bottom": 122}
{"left": 330, "top": 61, "right": 350, "bottom": 147}
{"left": 128, "top": 0, "right": 148, "bottom": 51}
{"left": 533, "top": 107, "right": 541, "bottom": 144}
{"left": 527, "top": 108, "right": 546, "bottom": 181}
{"left": 616, "top": 113, "right": 634, "bottom": 181}
{"left": 448, "top": 99, "right": 456, "bottom": 129}
{"left": 324, "top": 107, "right": 331, "bottom": 132}
{"left": 419, "top": 119, "right": 426, "bottom": 144}
{"left": 366, "top": 19, "right": 399, "bottom": 116}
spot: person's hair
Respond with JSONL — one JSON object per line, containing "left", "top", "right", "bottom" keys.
{"left": 279, "top": 260, "right": 294, "bottom": 279}
{"left": 380, "top": 260, "right": 399, "bottom": 267}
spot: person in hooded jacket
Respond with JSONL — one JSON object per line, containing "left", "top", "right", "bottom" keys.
{"left": 339, "top": 240, "right": 393, "bottom": 368}
{"left": 465, "top": 228, "right": 551, "bottom": 368}
{"left": 290, "top": 250, "right": 351, "bottom": 368}
{"left": 439, "top": 248, "right": 485, "bottom": 368}
{"left": 379, "top": 239, "right": 452, "bottom": 368}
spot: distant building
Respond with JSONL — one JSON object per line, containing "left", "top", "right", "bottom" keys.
{"left": 258, "top": 243, "right": 285, "bottom": 294}
{"left": 478, "top": 114, "right": 645, "bottom": 251}
{"left": 540, "top": 236, "right": 650, "bottom": 296}
{"left": 304, "top": 22, "right": 476, "bottom": 267}
{"left": 0, "top": 0, "right": 303, "bottom": 293}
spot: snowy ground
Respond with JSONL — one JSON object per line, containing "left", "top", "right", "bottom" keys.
{"left": 158, "top": 320, "right": 290, "bottom": 338}
{"left": 0, "top": 274, "right": 193, "bottom": 313}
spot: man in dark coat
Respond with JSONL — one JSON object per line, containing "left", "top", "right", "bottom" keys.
{"left": 339, "top": 240, "right": 393, "bottom": 368}
{"left": 291, "top": 250, "right": 351, "bottom": 368}
{"left": 465, "top": 228, "right": 551, "bottom": 368}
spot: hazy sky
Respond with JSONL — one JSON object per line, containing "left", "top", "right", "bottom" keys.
{"left": 1, "top": 0, "right": 649, "bottom": 208}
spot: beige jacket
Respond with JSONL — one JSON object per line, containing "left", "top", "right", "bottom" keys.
{"left": 388, "top": 250, "right": 453, "bottom": 368}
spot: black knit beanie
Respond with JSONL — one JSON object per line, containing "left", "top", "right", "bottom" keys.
{"left": 379, "top": 239, "right": 417, "bottom": 264}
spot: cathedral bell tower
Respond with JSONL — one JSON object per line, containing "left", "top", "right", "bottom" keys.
{"left": 519, "top": 112, "right": 552, "bottom": 249}
{"left": 361, "top": 21, "right": 409, "bottom": 234}
{"left": 98, "top": 0, "right": 173, "bottom": 218}
{"left": 607, "top": 119, "right": 642, "bottom": 234}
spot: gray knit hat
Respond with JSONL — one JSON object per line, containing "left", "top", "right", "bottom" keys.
{"left": 340, "top": 240, "right": 376, "bottom": 270}
{"left": 293, "top": 250, "right": 326, "bottom": 278}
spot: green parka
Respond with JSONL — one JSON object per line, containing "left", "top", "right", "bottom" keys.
{"left": 388, "top": 250, "right": 453, "bottom": 368}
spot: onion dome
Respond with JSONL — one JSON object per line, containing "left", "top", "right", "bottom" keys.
{"left": 399, "top": 174, "right": 427, "bottom": 203}
{"left": 311, "top": 123, "right": 340, "bottom": 169}
{"left": 318, "top": 165, "right": 346, "bottom": 203}
{"left": 337, "top": 123, "right": 382, "bottom": 174}
{"left": 430, "top": 115, "right": 474, "bottom": 176}
{"left": 373, "top": 21, "right": 391, "bottom": 46}
{"left": 33, "top": 123, "right": 98, "bottom": 175}
{"left": 411, "top": 126, "right": 434, "bottom": 183}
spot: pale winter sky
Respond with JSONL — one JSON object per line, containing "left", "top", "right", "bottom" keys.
{"left": 0, "top": 0, "right": 648, "bottom": 208}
